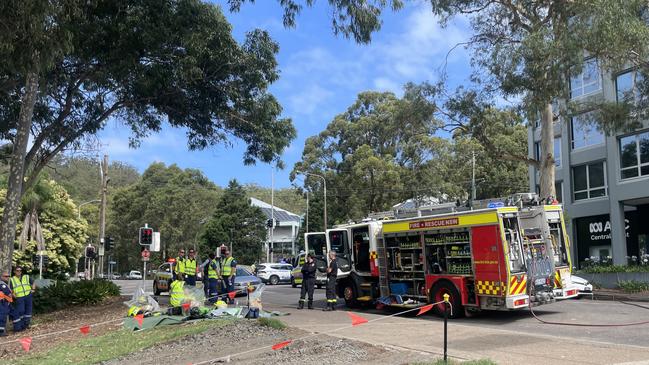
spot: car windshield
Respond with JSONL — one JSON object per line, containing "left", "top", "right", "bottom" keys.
{"left": 236, "top": 267, "right": 252, "bottom": 276}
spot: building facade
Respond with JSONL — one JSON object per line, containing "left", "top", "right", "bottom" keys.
{"left": 528, "top": 60, "right": 649, "bottom": 267}
{"left": 250, "top": 197, "right": 301, "bottom": 261}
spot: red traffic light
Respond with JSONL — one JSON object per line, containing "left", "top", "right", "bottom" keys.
{"left": 139, "top": 227, "right": 154, "bottom": 245}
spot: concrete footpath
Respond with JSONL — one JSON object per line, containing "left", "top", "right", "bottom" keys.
{"left": 265, "top": 302, "right": 649, "bottom": 365}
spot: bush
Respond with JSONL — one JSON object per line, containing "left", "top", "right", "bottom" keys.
{"left": 257, "top": 317, "right": 286, "bottom": 330}
{"left": 33, "top": 279, "right": 121, "bottom": 314}
{"left": 579, "top": 264, "right": 649, "bottom": 273}
{"left": 617, "top": 280, "right": 649, "bottom": 293}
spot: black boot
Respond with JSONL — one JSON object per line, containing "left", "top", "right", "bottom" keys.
{"left": 323, "top": 302, "right": 332, "bottom": 311}
{"left": 297, "top": 300, "right": 304, "bottom": 310}
{"left": 307, "top": 300, "right": 313, "bottom": 310}
{"left": 330, "top": 302, "right": 336, "bottom": 311}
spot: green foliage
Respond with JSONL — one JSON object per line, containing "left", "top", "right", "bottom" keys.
{"left": 0, "top": 178, "right": 88, "bottom": 276}
{"left": 617, "top": 280, "right": 649, "bottom": 293}
{"left": 32, "top": 279, "right": 120, "bottom": 314}
{"left": 201, "top": 179, "right": 267, "bottom": 265}
{"left": 292, "top": 83, "right": 529, "bottom": 225}
{"left": 257, "top": 317, "right": 286, "bottom": 329}
{"left": 109, "top": 163, "right": 221, "bottom": 272}
{"left": 579, "top": 264, "right": 649, "bottom": 273}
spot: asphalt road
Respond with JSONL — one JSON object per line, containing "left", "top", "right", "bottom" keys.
{"left": 260, "top": 284, "right": 649, "bottom": 348}
{"left": 115, "top": 280, "right": 649, "bottom": 349}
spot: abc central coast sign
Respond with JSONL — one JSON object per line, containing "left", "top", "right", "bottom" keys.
{"left": 588, "top": 219, "right": 630, "bottom": 241}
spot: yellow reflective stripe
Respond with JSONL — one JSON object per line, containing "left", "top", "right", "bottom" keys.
{"left": 208, "top": 259, "right": 219, "bottom": 279}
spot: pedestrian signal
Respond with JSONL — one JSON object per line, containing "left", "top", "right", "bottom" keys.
{"left": 85, "top": 246, "right": 96, "bottom": 259}
{"left": 139, "top": 227, "right": 153, "bottom": 245}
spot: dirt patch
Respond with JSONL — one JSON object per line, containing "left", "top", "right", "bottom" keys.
{"left": 0, "top": 296, "right": 126, "bottom": 360}
{"left": 103, "top": 319, "right": 429, "bottom": 365}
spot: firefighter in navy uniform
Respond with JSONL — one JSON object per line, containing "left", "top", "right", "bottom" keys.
{"left": 323, "top": 251, "right": 338, "bottom": 311}
{"left": 297, "top": 254, "right": 316, "bottom": 310}
{"left": 0, "top": 271, "right": 12, "bottom": 336}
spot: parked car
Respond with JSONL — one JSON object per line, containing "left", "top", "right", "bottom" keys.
{"left": 256, "top": 263, "right": 293, "bottom": 285}
{"left": 233, "top": 267, "right": 262, "bottom": 296}
{"left": 152, "top": 263, "right": 173, "bottom": 295}
{"left": 291, "top": 264, "right": 327, "bottom": 288}
{"left": 127, "top": 270, "right": 143, "bottom": 280}
{"left": 109, "top": 273, "right": 121, "bottom": 280}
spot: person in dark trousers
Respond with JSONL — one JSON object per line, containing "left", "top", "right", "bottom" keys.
{"left": 323, "top": 251, "right": 338, "bottom": 311}
{"left": 220, "top": 248, "right": 237, "bottom": 304}
{"left": 10, "top": 266, "right": 35, "bottom": 331}
{"left": 297, "top": 254, "right": 316, "bottom": 310}
{"left": 0, "top": 271, "right": 13, "bottom": 336}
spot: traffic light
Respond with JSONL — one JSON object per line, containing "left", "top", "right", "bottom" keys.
{"left": 85, "top": 246, "right": 96, "bottom": 259}
{"left": 106, "top": 236, "right": 115, "bottom": 250}
{"left": 266, "top": 219, "right": 280, "bottom": 228}
{"left": 42, "top": 255, "right": 49, "bottom": 266}
{"left": 139, "top": 227, "right": 153, "bottom": 245}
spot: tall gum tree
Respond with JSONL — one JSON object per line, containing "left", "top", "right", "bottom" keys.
{"left": 428, "top": 0, "right": 649, "bottom": 200}
{"left": 0, "top": 0, "right": 296, "bottom": 271}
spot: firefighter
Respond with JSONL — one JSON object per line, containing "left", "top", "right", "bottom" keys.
{"left": 0, "top": 271, "right": 12, "bottom": 336}
{"left": 10, "top": 266, "right": 35, "bottom": 331}
{"left": 323, "top": 251, "right": 338, "bottom": 311}
{"left": 168, "top": 273, "right": 185, "bottom": 315}
{"left": 173, "top": 249, "right": 186, "bottom": 281}
{"left": 206, "top": 253, "right": 221, "bottom": 303}
{"left": 297, "top": 254, "right": 316, "bottom": 310}
{"left": 220, "top": 248, "right": 237, "bottom": 303}
{"left": 184, "top": 249, "right": 198, "bottom": 286}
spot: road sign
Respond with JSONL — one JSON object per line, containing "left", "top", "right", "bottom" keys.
{"left": 141, "top": 249, "right": 150, "bottom": 261}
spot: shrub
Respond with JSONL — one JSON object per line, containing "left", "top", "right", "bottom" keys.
{"left": 33, "top": 279, "right": 121, "bottom": 314}
{"left": 257, "top": 317, "right": 286, "bottom": 330}
{"left": 617, "top": 280, "right": 649, "bottom": 293}
{"left": 579, "top": 264, "right": 649, "bottom": 273}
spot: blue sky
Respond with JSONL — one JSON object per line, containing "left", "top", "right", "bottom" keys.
{"left": 98, "top": 1, "right": 472, "bottom": 188}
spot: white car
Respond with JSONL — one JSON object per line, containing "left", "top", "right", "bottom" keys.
{"left": 127, "top": 270, "right": 143, "bottom": 280}
{"left": 571, "top": 275, "right": 594, "bottom": 298}
{"left": 256, "top": 263, "right": 293, "bottom": 285}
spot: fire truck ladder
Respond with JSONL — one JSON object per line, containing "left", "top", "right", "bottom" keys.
{"left": 376, "top": 236, "right": 390, "bottom": 297}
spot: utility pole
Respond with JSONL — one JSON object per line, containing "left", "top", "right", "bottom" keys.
{"left": 98, "top": 155, "right": 109, "bottom": 277}
{"left": 305, "top": 190, "right": 309, "bottom": 233}
{"left": 270, "top": 166, "right": 275, "bottom": 263}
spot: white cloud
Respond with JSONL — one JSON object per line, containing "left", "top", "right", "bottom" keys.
{"left": 373, "top": 77, "right": 401, "bottom": 93}
{"left": 287, "top": 83, "right": 335, "bottom": 117}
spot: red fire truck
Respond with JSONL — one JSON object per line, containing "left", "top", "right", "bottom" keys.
{"left": 305, "top": 196, "right": 575, "bottom": 318}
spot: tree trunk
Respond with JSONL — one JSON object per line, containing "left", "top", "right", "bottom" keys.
{"left": 0, "top": 70, "right": 39, "bottom": 272}
{"left": 539, "top": 102, "right": 556, "bottom": 201}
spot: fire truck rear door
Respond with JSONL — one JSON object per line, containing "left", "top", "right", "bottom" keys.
{"left": 327, "top": 229, "right": 352, "bottom": 278}
{"left": 305, "top": 232, "right": 328, "bottom": 275}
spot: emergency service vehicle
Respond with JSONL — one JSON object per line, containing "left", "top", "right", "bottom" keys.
{"left": 305, "top": 194, "right": 577, "bottom": 318}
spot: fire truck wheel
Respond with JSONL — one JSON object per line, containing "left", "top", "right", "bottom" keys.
{"left": 342, "top": 280, "right": 360, "bottom": 308}
{"left": 431, "top": 281, "right": 463, "bottom": 319}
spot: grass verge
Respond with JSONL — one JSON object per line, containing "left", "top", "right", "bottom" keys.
{"left": 414, "top": 359, "right": 497, "bottom": 365}
{"left": 13, "top": 319, "right": 232, "bottom": 365}
{"left": 257, "top": 317, "right": 286, "bottom": 330}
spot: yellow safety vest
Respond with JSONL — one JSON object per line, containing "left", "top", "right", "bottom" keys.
{"left": 208, "top": 259, "right": 219, "bottom": 279}
{"left": 298, "top": 255, "right": 305, "bottom": 266}
{"left": 184, "top": 258, "right": 197, "bottom": 276}
{"left": 222, "top": 257, "right": 234, "bottom": 276}
{"left": 10, "top": 275, "right": 31, "bottom": 298}
{"left": 174, "top": 257, "right": 185, "bottom": 274}
{"left": 169, "top": 280, "right": 184, "bottom": 307}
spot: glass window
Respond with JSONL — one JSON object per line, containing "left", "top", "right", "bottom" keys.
{"left": 619, "top": 131, "right": 649, "bottom": 180}
{"left": 616, "top": 70, "right": 645, "bottom": 104}
{"left": 555, "top": 182, "right": 563, "bottom": 203}
{"left": 570, "top": 58, "right": 602, "bottom": 99}
{"left": 573, "top": 162, "right": 607, "bottom": 201}
{"left": 571, "top": 112, "right": 605, "bottom": 149}
{"left": 307, "top": 234, "right": 327, "bottom": 256}
{"left": 328, "top": 230, "right": 349, "bottom": 255}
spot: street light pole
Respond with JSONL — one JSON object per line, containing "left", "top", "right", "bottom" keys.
{"left": 297, "top": 171, "right": 327, "bottom": 230}
{"left": 78, "top": 199, "right": 101, "bottom": 219}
